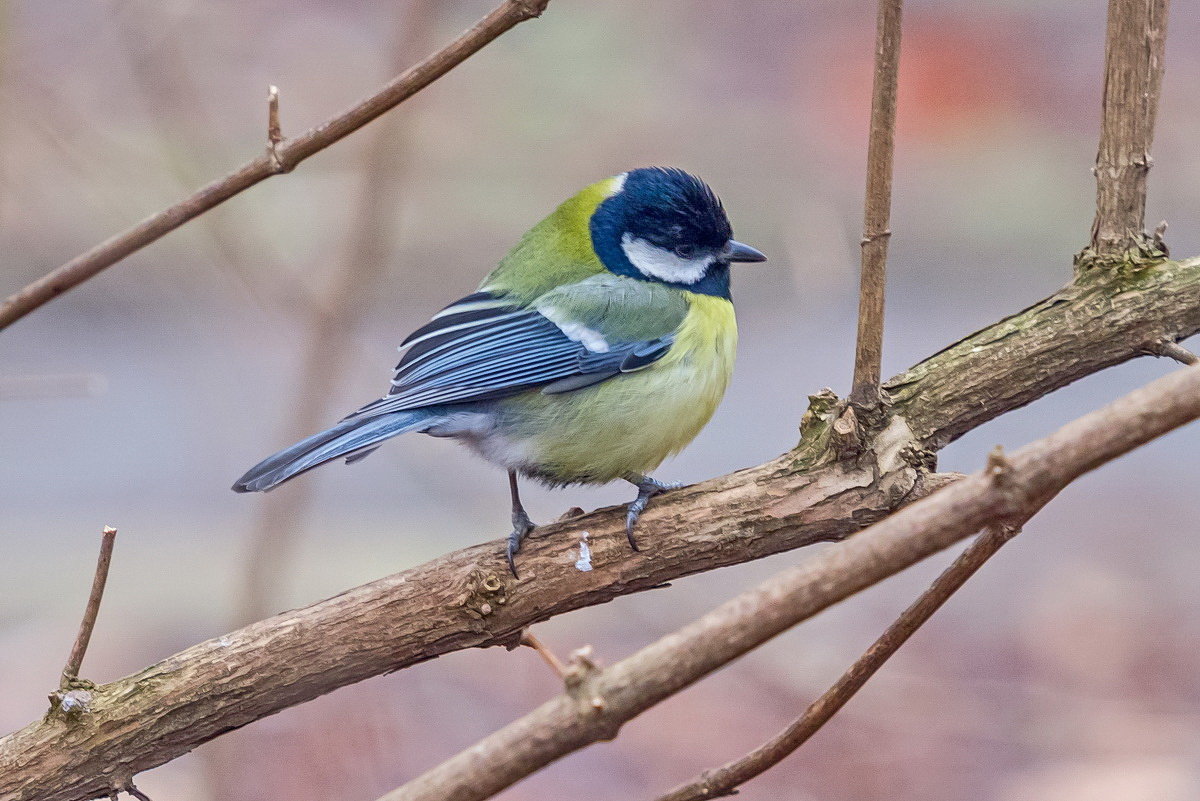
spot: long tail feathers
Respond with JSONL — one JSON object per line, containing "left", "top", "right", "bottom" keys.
{"left": 232, "top": 411, "right": 427, "bottom": 493}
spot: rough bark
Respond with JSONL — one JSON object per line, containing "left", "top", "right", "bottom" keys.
{"left": 888, "top": 257, "right": 1200, "bottom": 448}
{"left": 1087, "top": 0, "right": 1169, "bottom": 261}
{"left": 850, "top": 0, "right": 902, "bottom": 405}
{"left": 1, "top": 254, "right": 1198, "bottom": 801}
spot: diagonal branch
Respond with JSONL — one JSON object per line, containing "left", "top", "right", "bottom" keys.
{"left": 653, "top": 522, "right": 1020, "bottom": 801}
{"left": 850, "top": 0, "right": 903, "bottom": 406}
{"left": 1, "top": 251, "right": 1197, "bottom": 801}
{"left": 379, "top": 360, "right": 1200, "bottom": 801}
{"left": 0, "top": 0, "right": 552, "bottom": 332}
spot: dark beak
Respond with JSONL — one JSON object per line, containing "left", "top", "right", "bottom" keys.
{"left": 724, "top": 240, "right": 767, "bottom": 263}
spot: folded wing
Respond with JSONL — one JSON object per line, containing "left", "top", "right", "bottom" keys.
{"left": 347, "top": 286, "right": 677, "bottom": 420}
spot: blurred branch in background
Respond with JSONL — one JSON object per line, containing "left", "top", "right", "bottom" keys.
{"left": 237, "top": 0, "right": 438, "bottom": 626}
{"left": 109, "top": 0, "right": 325, "bottom": 320}
{"left": 0, "top": 372, "right": 106, "bottom": 401}
{"left": 0, "top": 0, "right": 9, "bottom": 234}
{"left": 0, "top": 0, "right": 552, "bottom": 332}
{"left": 379, "top": 361, "right": 1200, "bottom": 801}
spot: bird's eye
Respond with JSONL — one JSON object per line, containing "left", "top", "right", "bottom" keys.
{"left": 673, "top": 244, "right": 697, "bottom": 259}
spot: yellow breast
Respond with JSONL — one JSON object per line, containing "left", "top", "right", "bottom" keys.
{"left": 507, "top": 293, "right": 737, "bottom": 484}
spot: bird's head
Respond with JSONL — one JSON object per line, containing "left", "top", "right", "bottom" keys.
{"left": 589, "top": 167, "right": 765, "bottom": 298}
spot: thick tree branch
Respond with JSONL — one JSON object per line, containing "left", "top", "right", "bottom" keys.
{"left": 653, "top": 522, "right": 1020, "bottom": 801}
{"left": 381, "top": 361, "right": 1200, "bottom": 801}
{"left": 1, "top": 254, "right": 1198, "bottom": 801}
{"left": 886, "top": 257, "right": 1199, "bottom": 449}
{"left": 1085, "top": 0, "right": 1170, "bottom": 263}
{"left": 850, "top": 0, "right": 902, "bottom": 406}
{"left": 0, "top": 0, "right": 551, "bottom": 332}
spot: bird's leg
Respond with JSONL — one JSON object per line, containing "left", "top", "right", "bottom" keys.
{"left": 624, "top": 475, "right": 680, "bottom": 551}
{"left": 506, "top": 470, "right": 536, "bottom": 579}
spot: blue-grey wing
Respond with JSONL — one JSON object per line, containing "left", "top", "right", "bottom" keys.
{"left": 347, "top": 292, "right": 673, "bottom": 419}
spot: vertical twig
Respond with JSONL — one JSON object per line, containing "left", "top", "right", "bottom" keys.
{"left": 653, "top": 524, "right": 1020, "bottom": 801}
{"left": 849, "top": 0, "right": 903, "bottom": 407}
{"left": 267, "top": 84, "right": 285, "bottom": 172}
{"left": 1086, "top": 0, "right": 1170, "bottom": 262}
{"left": 61, "top": 526, "right": 118, "bottom": 687}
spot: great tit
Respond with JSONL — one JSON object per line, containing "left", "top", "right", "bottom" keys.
{"left": 233, "top": 167, "right": 765, "bottom": 577}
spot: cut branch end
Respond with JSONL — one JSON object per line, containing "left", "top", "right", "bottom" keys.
{"left": 59, "top": 525, "right": 118, "bottom": 691}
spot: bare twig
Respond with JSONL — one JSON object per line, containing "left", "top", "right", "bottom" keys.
{"left": 654, "top": 524, "right": 1020, "bottom": 801}
{"left": 0, "top": 0, "right": 552, "bottom": 331}
{"left": 266, "top": 85, "right": 284, "bottom": 172}
{"left": 124, "top": 784, "right": 152, "bottom": 801}
{"left": 60, "top": 526, "right": 118, "bottom": 688}
{"left": 1148, "top": 337, "right": 1198, "bottom": 365}
{"left": 378, "top": 362, "right": 1200, "bottom": 801}
{"left": 520, "top": 631, "right": 569, "bottom": 680}
{"left": 1086, "top": 0, "right": 1170, "bottom": 262}
{"left": 849, "top": 0, "right": 903, "bottom": 406}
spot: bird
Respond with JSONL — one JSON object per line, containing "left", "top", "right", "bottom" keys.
{"left": 233, "top": 167, "right": 765, "bottom": 577}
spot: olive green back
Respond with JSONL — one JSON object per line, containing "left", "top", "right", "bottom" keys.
{"left": 480, "top": 175, "right": 624, "bottom": 304}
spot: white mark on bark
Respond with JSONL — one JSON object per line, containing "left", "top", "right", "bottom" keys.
{"left": 575, "top": 533, "right": 592, "bottom": 572}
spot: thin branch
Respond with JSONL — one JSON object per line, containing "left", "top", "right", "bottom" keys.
{"left": 124, "top": 784, "right": 152, "bottom": 801}
{"left": 5, "top": 255, "right": 1200, "bottom": 801}
{"left": 1149, "top": 337, "right": 1198, "bottom": 365}
{"left": 520, "top": 631, "right": 570, "bottom": 680}
{"left": 60, "top": 526, "right": 118, "bottom": 688}
{"left": 266, "top": 85, "right": 283, "bottom": 172}
{"left": 1086, "top": 0, "right": 1170, "bottom": 262}
{"left": 653, "top": 522, "right": 1020, "bottom": 801}
{"left": 849, "top": 0, "right": 903, "bottom": 406}
{"left": 0, "top": 0, "right": 552, "bottom": 331}
{"left": 379, "top": 362, "right": 1200, "bottom": 801}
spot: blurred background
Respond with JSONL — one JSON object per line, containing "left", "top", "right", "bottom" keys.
{"left": 4, "top": 0, "right": 1200, "bottom": 799}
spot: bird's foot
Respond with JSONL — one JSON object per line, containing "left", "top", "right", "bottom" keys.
{"left": 507, "top": 508, "right": 537, "bottom": 579}
{"left": 625, "top": 476, "right": 680, "bottom": 551}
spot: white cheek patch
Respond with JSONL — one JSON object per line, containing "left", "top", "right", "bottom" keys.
{"left": 538, "top": 305, "right": 610, "bottom": 353}
{"left": 621, "top": 234, "right": 713, "bottom": 285}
